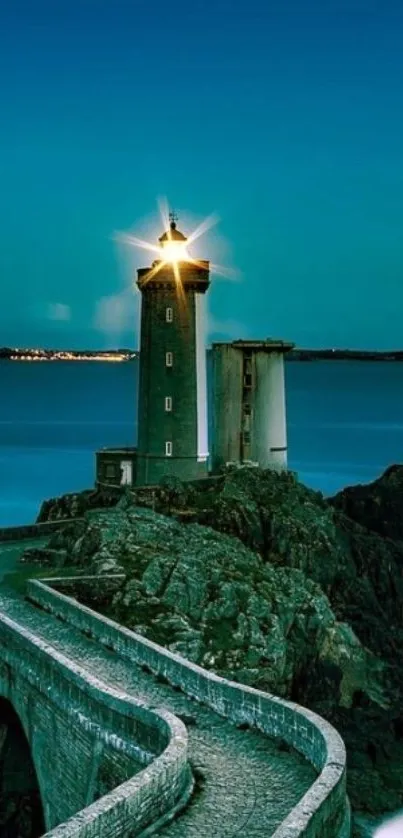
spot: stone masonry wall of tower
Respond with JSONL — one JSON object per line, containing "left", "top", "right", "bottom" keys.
{"left": 136, "top": 262, "right": 210, "bottom": 485}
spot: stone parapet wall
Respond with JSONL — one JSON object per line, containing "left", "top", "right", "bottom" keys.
{"left": 0, "top": 602, "right": 190, "bottom": 837}
{"left": 28, "top": 576, "right": 351, "bottom": 838}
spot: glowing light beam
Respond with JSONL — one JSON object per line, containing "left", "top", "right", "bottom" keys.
{"left": 114, "top": 232, "right": 161, "bottom": 256}
{"left": 186, "top": 212, "right": 220, "bottom": 246}
{"left": 161, "top": 240, "right": 190, "bottom": 263}
{"left": 116, "top": 198, "right": 237, "bottom": 290}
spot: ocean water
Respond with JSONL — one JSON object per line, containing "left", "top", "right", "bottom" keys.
{"left": 1, "top": 359, "right": 403, "bottom": 527}
{"left": 1, "top": 359, "right": 403, "bottom": 835}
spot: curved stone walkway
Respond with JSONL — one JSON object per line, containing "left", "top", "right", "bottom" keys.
{"left": 0, "top": 542, "right": 316, "bottom": 837}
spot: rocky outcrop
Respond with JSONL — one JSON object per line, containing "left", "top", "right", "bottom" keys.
{"left": 26, "top": 465, "right": 403, "bottom": 816}
{"left": 330, "top": 464, "right": 403, "bottom": 541}
{"left": 36, "top": 487, "right": 120, "bottom": 522}
{"left": 46, "top": 506, "right": 385, "bottom": 701}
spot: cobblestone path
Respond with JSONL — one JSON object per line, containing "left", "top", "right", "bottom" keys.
{"left": 0, "top": 544, "right": 316, "bottom": 837}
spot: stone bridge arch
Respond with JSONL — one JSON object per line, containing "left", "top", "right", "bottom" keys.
{"left": 0, "top": 695, "right": 45, "bottom": 837}
{"left": 0, "top": 628, "right": 142, "bottom": 834}
{"left": 0, "top": 606, "right": 190, "bottom": 838}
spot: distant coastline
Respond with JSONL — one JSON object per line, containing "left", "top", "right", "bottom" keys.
{"left": 1, "top": 347, "right": 403, "bottom": 362}
{"left": 287, "top": 349, "right": 403, "bottom": 362}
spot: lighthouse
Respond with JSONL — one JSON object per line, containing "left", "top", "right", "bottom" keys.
{"left": 135, "top": 213, "right": 210, "bottom": 485}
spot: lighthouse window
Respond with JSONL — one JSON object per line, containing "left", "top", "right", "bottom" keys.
{"left": 166, "top": 352, "right": 173, "bottom": 367}
{"left": 166, "top": 307, "right": 173, "bottom": 322}
{"left": 165, "top": 396, "right": 172, "bottom": 412}
{"left": 165, "top": 441, "right": 173, "bottom": 456}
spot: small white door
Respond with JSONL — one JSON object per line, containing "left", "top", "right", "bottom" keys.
{"left": 120, "top": 460, "right": 133, "bottom": 486}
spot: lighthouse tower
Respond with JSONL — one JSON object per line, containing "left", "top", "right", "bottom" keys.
{"left": 135, "top": 213, "right": 210, "bottom": 485}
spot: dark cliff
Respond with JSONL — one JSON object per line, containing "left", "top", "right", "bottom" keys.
{"left": 329, "top": 463, "right": 403, "bottom": 541}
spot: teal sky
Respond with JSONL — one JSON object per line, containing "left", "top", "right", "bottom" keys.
{"left": 1, "top": 0, "right": 402, "bottom": 349}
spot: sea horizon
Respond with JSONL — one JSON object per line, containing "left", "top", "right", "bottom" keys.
{"left": 1, "top": 359, "right": 403, "bottom": 527}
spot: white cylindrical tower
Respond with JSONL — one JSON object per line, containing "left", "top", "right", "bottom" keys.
{"left": 252, "top": 351, "right": 287, "bottom": 469}
{"left": 211, "top": 340, "right": 294, "bottom": 473}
